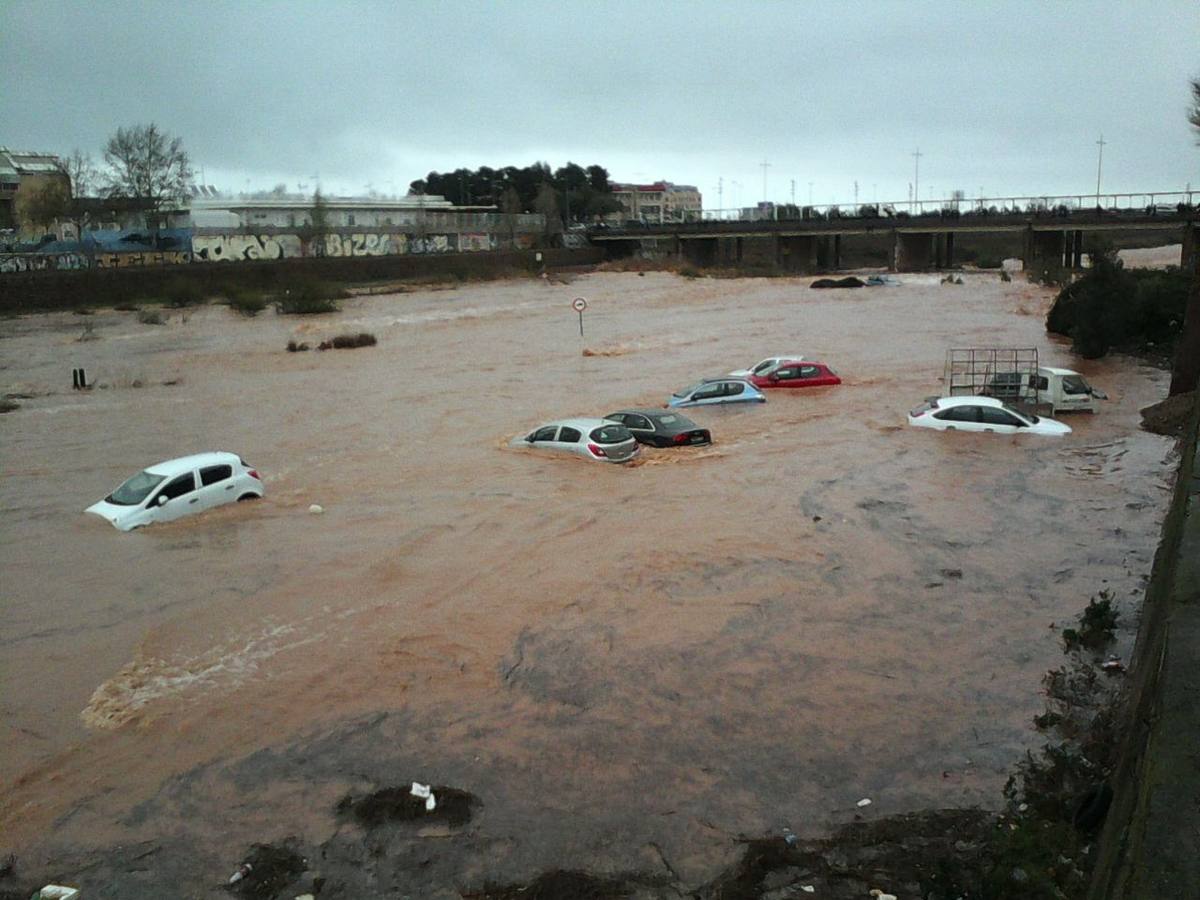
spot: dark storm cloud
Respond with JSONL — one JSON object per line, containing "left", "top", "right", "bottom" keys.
{"left": 2, "top": 0, "right": 1196, "bottom": 204}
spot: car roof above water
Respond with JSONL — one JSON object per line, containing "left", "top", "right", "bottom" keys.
{"left": 937, "top": 395, "right": 1005, "bottom": 409}
{"left": 145, "top": 451, "right": 241, "bottom": 477}
{"left": 543, "top": 418, "right": 622, "bottom": 433}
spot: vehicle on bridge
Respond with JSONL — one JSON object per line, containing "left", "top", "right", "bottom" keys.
{"left": 747, "top": 360, "right": 841, "bottom": 390}
{"left": 668, "top": 377, "right": 766, "bottom": 408}
{"left": 728, "top": 355, "right": 806, "bottom": 378}
{"left": 908, "top": 396, "right": 1071, "bottom": 437}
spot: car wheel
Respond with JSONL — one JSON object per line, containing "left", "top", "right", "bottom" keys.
{"left": 237, "top": 493, "right": 261, "bottom": 502}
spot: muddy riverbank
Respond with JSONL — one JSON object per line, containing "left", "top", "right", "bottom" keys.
{"left": 0, "top": 269, "right": 1176, "bottom": 895}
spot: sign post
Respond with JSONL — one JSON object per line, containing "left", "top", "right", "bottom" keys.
{"left": 572, "top": 297, "right": 588, "bottom": 337}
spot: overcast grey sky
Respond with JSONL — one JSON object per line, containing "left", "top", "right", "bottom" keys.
{"left": 2, "top": 0, "right": 1197, "bottom": 208}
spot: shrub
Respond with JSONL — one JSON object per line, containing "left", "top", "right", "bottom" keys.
{"left": 678, "top": 264, "right": 702, "bottom": 279}
{"left": 137, "top": 309, "right": 165, "bottom": 325}
{"left": 320, "top": 332, "right": 377, "bottom": 350}
{"left": 1062, "top": 592, "right": 1119, "bottom": 650}
{"left": 286, "top": 340, "right": 311, "bottom": 352}
{"left": 113, "top": 302, "right": 140, "bottom": 312}
{"left": 275, "top": 278, "right": 344, "bottom": 314}
{"left": 225, "top": 288, "right": 269, "bottom": 317}
{"left": 163, "top": 277, "right": 205, "bottom": 308}
{"left": 1045, "top": 250, "right": 1189, "bottom": 359}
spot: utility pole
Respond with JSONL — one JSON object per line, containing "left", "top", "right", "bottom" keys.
{"left": 912, "top": 149, "right": 922, "bottom": 212}
{"left": 717, "top": 177, "right": 723, "bottom": 217}
{"left": 790, "top": 179, "right": 795, "bottom": 206}
{"left": 1094, "top": 134, "right": 1106, "bottom": 208}
{"left": 808, "top": 181, "right": 813, "bottom": 206}
{"left": 759, "top": 159, "right": 771, "bottom": 203}
{"left": 853, "top": 180, "right": 859, "bottom": 208}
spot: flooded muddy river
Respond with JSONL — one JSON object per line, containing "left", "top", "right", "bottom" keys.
{"left": 0, "top": 270, "right": 1176, "bottom": 889}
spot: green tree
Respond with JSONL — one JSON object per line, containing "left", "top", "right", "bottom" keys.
{"left": 103, "top": 123, "right": 192, "bottom": 232}
{"left": 1189, "top": 77, "right": 1200, "bottom": 143}
{"left": 500, "top": 186, "right": 522, "bottom": 247}
{"left": 310, "top": 188, "right": 330, "bottom": 231}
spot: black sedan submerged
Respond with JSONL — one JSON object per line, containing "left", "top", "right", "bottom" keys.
{"left": 603, "top": 409, "right": 712, "bottom": 448}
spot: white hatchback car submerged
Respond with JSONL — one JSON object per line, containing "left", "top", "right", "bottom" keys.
{"left": 86, "top": 452, "right": 265, "bottom": 531}
{"left": 908, "top": 396, "right": 1072, "bottom": 436}
{"left": 514, "top": 418, "right": 640, "bottom": 463}
{"left": 728, "top": 355, "right": 805, "bottom": 378}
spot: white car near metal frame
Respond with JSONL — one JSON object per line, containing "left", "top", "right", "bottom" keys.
{"left": 86, "top": 452, "right": 265, "bottom": 531}
{"left": 908, "top": 396, "right": 1071, "bottom": 436}
{"left": 514, "top": 418, "right": 641, "bottom": 463}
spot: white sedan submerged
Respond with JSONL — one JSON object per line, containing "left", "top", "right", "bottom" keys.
{"left": 86, "top": 451, "right": 265, "bottom": 531}
{"left": 908, "top": 396, "right": 1071, "bottom": 436}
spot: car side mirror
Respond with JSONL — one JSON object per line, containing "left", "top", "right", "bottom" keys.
{"left": 156, "top": 494, "right": 169, "bottom": 506}
{"left": 769, "top": 373, "right": 780, "bottom": 381}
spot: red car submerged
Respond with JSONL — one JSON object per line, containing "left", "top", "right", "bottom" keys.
{"left": 747, "top": 360, "right": 841, "bottom": 389}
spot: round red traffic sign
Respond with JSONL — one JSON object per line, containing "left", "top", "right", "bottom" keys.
{"left": 572, "top": 297, "right": 588, "bottom": 312}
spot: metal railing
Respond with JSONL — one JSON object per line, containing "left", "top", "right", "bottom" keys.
{"left": 695, "top": 190, "right": 1197, "bottom": 223}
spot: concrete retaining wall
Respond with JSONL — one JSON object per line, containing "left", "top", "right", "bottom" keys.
{"left": 1088, "top": 389, "right": 1200, "bottom": 899}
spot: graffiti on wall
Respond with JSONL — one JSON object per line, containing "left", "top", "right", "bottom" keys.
{"left": 321, "top": 233, "right": 400, "bottom": 257}
{"left": 192, "top": 234, "right": 302, "bottom": 262}
{"left": 94, "top": 251, "right": 191, "bottom": 268}
{"left": 408, "top": 235, "right": 452, "bottom": 254}
{"left": 459, "top": 233, "right": 496, "bottom": 252}
{"left": 0, "top": 253, "right": 88, "bottom": 273}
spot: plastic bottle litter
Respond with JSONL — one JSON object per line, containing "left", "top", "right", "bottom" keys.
{"left": 228, "top": 862, "right": 253, "bottom": 884}
{"left": 856, "top": 798, "right": 872, "bottom": 808}
{"left": 410, "top": 781, "right": 437, "bottom": 811}
{"left": 33, "top": 888, "right": 81, "bottom": 900}
{"left": 308, "top": 504, "right": 324, "bottom": 514}
{"left": 782, "top": 826, "right": 797, "bottom": 846}
{"left": 800, "top": 886, "right": 815, "bottom": 894}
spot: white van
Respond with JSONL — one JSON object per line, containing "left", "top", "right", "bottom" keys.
{"left": 982, "top": 367, "right": 1105, "bottom": 414}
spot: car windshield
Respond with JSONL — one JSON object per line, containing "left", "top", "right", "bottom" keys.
{"left": 673, "top": 382, "right": 702, "bottom": 398}
{"left": 107, "top": 470, "right": 166, "bottom": 506}
{"left": 590, "top": 424, "right": 632, "bottom": 444}
{"left": 1061, "top": 375, "right": 1091, "bottom": 394}
{"left": 752, "top": 360, "right": 777, "bottom": 374}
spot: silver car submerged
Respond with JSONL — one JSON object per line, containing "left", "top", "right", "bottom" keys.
{"left": 516, "top": 417, "right": 641, "bottom": 463}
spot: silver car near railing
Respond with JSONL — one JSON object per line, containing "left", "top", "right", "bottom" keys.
{"left": 514, "top": 418, "right": 641, "bottom": 463}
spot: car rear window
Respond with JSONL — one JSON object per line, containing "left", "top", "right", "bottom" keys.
{"left": 590, "top": 425, "right": 631, "bottom": 444}
{"left": 656, "top": 414, "right": 680, "bottom": 425}
{"left": 673, "top": 382, "right": 701, "bottom": 398}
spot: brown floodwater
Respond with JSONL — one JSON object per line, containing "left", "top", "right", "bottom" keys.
{"left": 0, "top": 270, "right": 1176, "bottom": 887}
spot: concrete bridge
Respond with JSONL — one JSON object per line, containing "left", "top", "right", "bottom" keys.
{"left": 589, "top": 206, "right": 1197, "bottom": 273}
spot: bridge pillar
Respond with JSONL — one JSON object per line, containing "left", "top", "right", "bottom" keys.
{"left": 779, "top": 235, "right": 817, "bottom": 273}
{"left": 718, "top": 236, "right": 740, "bottom": 265}
{"left": 1025, "top": 228, "right": 1067, "bottom": 274}
{"left": 893, "top": 232, "right": 934, "bottom": 272}
{"left": 682, "top": 237, "right": 718, "bottom": 267}
{"left": 1073, "top": 230, "right": 1084, "bottom": 268}
{"left": 945, "top": 232, "right": 955, "bottom": 268}
{"left": 833, "top": 234, "right": 842, "bottom": 269}
{"left": 1184, "top": 222, "right": 1197, "bottom": 272}
{"left": 738, "top": 235, "right": 779, "bottom": 268}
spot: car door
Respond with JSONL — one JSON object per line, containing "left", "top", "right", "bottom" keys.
{"left": 554, "top": 425, "right": 583, "bottom": 455}
{"left": 763, "top": 365, "right": 798, "bottom": 387}
{"left": 688, "top": 384, "right": 725, "bottom": 406}
{"left": 933, "top": 405, "right": 984, "bottom": 431}
{"left": 794, "top": 364, "right": 838, "bottom": 387}
{"left": 621, "top": 413, "right": 654, "bottom": 441}
{"left": 148, "top": 471, "right": 200, "bottom": 522}
{"left": 197, "top": 463, "right": 236, "bottom": 511}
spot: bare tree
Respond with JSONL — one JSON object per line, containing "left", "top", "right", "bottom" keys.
{"left": 103, "top": 123, "right": 192, "bottom": 230}
{"left": 500, "top": 186, "right": 522, "bottom": 248}
{"left": 1190, "top": 77, "right": 1200, "bottom": 143}
{"left": 56, "top": 149, "right": 98, "bottom": 198}
{"left": 533, "top": 183, "right": 562, "bottom": 240}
